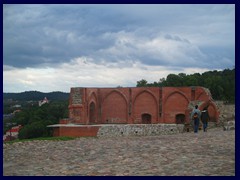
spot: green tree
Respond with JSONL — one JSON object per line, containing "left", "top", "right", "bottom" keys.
{"left": 18, "top": 121, "right": 49, "bottom": 139}
{"left": 136, "top": 79, "right": 148, "bottom": 87}
{"left": 135, "top": 68, "right": 235, "bottom": 102}
{"left": 5, "top": 100, "right": 69, "bottom": 139}
{"left": 166, "top": 74, "right": 183, "bottom": 86}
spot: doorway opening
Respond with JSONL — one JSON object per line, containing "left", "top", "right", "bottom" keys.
{"left": 175, "top": 114, "right": 185, "bottom": 124}
{"left": 141, "top": 113, "right": 152, "bottom": 124}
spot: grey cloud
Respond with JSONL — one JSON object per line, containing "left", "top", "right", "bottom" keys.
{"left": 164, "top": 34, "right": 191, "bottom": 43}
{"left": 3, "top": 65, "right": 16, "bottom": 71}
{"left": 3, "top": 4, "right": 235, "bottom": 70}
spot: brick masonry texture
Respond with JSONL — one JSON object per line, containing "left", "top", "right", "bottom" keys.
{"left": 49, "top": 86, "right": 220, "bottom": 137}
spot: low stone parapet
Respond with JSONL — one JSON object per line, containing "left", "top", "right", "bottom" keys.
{"left": 48, "top": 124, "right": 185, "bottom": 137}
{"left": 97, "top": 124, "right": 184, "bottom": 137}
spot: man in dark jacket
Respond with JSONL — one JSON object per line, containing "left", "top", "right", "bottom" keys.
{"left": 201, "top": 107, "right": 210, "bottom": 132}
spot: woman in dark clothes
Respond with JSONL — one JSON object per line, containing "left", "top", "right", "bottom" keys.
{"left": 201, "top": 107, "right": 210, "bottom": 132}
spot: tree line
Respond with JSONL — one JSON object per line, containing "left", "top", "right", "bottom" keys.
{"left": 136, "top": 68, "right": 235, "bottom": 103}
{"left": 4, "top": 101, "right": 68, "bottom": 139}
{"left": 3, "top": 91, "right": 69, "bottom": 101}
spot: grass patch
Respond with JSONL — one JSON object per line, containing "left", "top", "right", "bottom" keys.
{"left": 4, "top": 136, "right": 76, "bottom": 144}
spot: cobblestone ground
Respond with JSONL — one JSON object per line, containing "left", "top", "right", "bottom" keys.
{"left": 3, "top": 128, "right": 235, "bottom": 176}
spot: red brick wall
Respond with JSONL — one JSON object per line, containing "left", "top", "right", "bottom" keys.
{"left": 102, "top": 90, "right": 128, "bottom": 124}
{"left": 133, "top": 90, "right": 158, "bottom": 123}
{"left": 65, "top": 86, "right": 219, "bottom": 125}
{"left": 69, "top": 105, "right": 85, "bottom": 124}
{"left": 163, "top": 89, "right": 189, "bottom": 123}
{"left": 52, "top": 127, "right": 59, "bottom": 136}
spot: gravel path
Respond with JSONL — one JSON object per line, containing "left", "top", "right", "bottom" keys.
{"left": 3, "top": 128, "right": 235, "bottom": 176}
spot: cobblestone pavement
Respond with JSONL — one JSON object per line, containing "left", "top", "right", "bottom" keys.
{"left": 3, "top": 128, "right": 235, "bottom": 176}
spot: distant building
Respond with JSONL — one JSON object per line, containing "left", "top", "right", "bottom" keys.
{"left": 3, "top": 125, "right": 23, "bottom": 141}
{"left": 3, "top": 114, "right": 14, "bottom": 119}
{"left": 38, "top": 97, "right": 49, "bottom": 107}
{"left": 12, "top": 104, "right": 21, "bottom": 108}
{"left": 13, "top": 109, "right": 21, "bottom": 114}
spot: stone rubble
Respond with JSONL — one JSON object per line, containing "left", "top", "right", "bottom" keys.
{"left": 215, "top": 101, "right": 235, "bottom": 124}
{"left": 3, "top": 127, "right": 235, "bottom": 176}
{"left": 214, "top": 102, "right": 235, "bottom": 131}
{"left": 223, "top": 121, "right": 235, "bottom": 131}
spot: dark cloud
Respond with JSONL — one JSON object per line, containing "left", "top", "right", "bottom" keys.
{"left": 3, "top": 4, "right": 235, "bottom": 70}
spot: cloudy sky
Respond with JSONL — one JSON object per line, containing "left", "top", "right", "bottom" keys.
{"left": 3, "top": 4, "right": 235, "bottom": 92}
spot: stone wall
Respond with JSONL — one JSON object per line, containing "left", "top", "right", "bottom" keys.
{"left": 223, "top": 121, "right": 235, "bottom": 131}
{"left": 97, "top": 124, "right": 184, "bottom": 137}
{"left": 215, "top": 101, "right": 235, "bottom": 122}
{"left": 215, "top": 101, "right": 235, "bottom": 130}
{"left": 49, "top": 124, "right": 185, "bottom": 137}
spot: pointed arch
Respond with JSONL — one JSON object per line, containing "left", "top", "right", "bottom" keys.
{"left": 133, "top": 90, "right": 158, "bottom": 123}
{"left": 89, "top": 92, "right": 98, "bottom": 104}
{"left": 164, "top": 91, "right": 189, "bottom": 105}
{"left": 101, "top": 90, "right": 128, "bottom": 123}
{"left": 199, "top": 100, "right": 219, "bottom": 122}
{"left": 196, "top": 88, "right": 212, "bottom": 101}
{"left": 196, "top": 92, "right": 210, "bottom": 101}
{"left": 164, "top": 91, "right": 189, "bottom": 123}
{"left": 88, "top": 92, "right": 98, "bottom": 124}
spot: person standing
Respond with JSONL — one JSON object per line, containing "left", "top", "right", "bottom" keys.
{"left": 191, "top": 105, "right": 201, "bottom": 133}
{"left": 201, "top": 107, "right": 210, "bottom": 132}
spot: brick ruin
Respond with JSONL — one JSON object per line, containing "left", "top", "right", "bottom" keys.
{"left": 49, "top": 86, "right": 219, "bottom": 137}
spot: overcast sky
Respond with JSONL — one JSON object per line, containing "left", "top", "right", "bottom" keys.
{"left": 3, "top": 4, "right": 235, "bottom": 93}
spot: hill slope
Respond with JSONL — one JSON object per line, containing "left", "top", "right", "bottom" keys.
{"left": 3, "top": 91, "right": 69, "bottom": 101}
